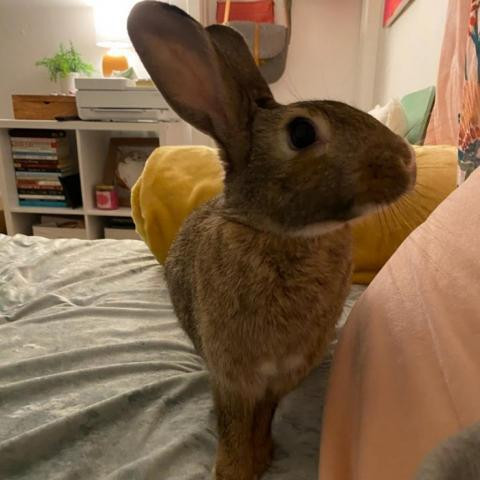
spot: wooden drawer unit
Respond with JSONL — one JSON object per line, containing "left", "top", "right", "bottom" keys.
{"left": 12, "top": 95, "right": 78, "bottom": 120}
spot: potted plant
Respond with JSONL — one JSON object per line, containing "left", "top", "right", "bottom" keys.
{"left": 36, "top": 42, "right": 94, "bottom": 94}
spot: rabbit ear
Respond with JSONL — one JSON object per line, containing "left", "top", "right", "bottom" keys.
{"left": 206, "top": 24, "right": 274, "bottom": 109}
{"left": 127, "top": 2, "right": 274, "bottom": 171}
{"left": 127, "top": 2, "right": 229, "bottom": 140}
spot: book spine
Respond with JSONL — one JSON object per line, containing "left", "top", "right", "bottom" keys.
{"left": 15, "top": 167, "right": 73, "bottom": 173}
{"left": 17, "top": 181, "right": 62, "bottom": 187}
{"left": 18, "top": 188, "right": 64, "bottom": 195}
{"left": 11, "top": 143, "right": 67, "bottom": 151}
{"left": 14, "top": 163, "right": 72, "bottom": 170}
{"left": 14, "top": 161, "right": 69, "bottom": 167}
{"left": 10, "top": 138, "right": 67, "bottom": 147}
{"left": 13, "top": 157, "right": 68, "bottom": 164}
{"left": 19, "top": 199, "right": 68, "bottom": 207}
{"left": 9, "top": 129, "right": 67, "bottom": 139}
{"left": 17, "top": 178, "right": 62, "bottom": 183}
{"left": 15, "top": 171, "right": 63, "bottom": 178}
{"left": 12, "top": 147, "right": 66, "bottom": 154}
{"left": 12, "top": 153, "right": 68, "bottom": 160}
{"left": 17, "top": 181, "right": 64, "bottom": 187}
{"left": 19, "top": 194, "right": 66, "bottom": 200}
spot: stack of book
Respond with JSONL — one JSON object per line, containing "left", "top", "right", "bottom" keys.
{"left": 9, "top": 129, "right": 78, "bottom": 208}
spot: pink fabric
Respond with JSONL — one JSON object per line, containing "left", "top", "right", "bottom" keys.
{"left": 425, "top": 0, "right": 470, "bottom": 145}
{"left": 319, "top": 168, "right": 480, "bottom": 480}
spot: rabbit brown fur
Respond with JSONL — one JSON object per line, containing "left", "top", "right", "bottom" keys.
{"left": 128, "top": 3, "right": 416, "bottom": 479}
{"left": 415, "top": 423, "right": 480, "bottom": 480}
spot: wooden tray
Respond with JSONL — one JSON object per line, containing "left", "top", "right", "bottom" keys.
{"left": 12, "top": 95, "right": 78, "bottom": 120}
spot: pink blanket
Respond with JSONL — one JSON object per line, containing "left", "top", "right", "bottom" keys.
{"left": 319, "top": 168, "right": 480, "bottom": 479}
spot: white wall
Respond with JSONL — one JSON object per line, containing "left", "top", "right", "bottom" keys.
{"left": 0, "top": 0, "right": 364, "bottom": 119}
{"left": 0, "top": 0, "right": 448, "bottom": 116}
{"left": 374, "top": 0, "right": 449, "bottom": 106}
{"left": 0, "top": 1, "right": 103, "bottom": 118}
{"left": 271, "top": 0, "right": 362, "bottom": 106}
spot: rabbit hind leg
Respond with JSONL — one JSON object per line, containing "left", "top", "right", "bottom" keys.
{"left": 212, "top": 385, "right": 276, "bottom": 480}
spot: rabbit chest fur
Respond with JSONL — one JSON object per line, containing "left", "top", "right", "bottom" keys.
{"left": 165, "top": 196, "right": 352, "bottom": 398}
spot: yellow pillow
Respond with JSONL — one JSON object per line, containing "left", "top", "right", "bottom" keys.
{"left": 131, "top": 146, "right": 223, "bottom": 264}
{"left": 132, "top": 145, "right": 457, "bottom": 282}
{"left": 352, "top": 145, "right": 457, "bottom": 283}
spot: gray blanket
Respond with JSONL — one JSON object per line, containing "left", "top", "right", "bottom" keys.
{"left": 0, "top": 234, "right": 365, "bottom": 480}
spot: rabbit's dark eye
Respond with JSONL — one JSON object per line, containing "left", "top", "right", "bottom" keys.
{"left": 287, "top": 117, "right": 317, "bottom": 150}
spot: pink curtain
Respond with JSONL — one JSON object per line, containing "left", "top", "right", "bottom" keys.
{"left": 425, "top": 0, "right": 471, "bottom": 146}
{"left": 426, "top": 0, "right": 480, "bottom": 183}
{"left": 457, "top": 1, "right": 480, "bottom": 181}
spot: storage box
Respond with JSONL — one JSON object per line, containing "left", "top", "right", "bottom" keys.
{"left": 12, "top": 95, "right": 78, "bottom": 120}
{"left": 104, "top": 227, "right": 140, "bottom": 240}
{"left": 33, "top": 224, "right": 87, "bottom": 239}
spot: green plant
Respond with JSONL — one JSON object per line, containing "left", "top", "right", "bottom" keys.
{"left": 36, "top": 42, "right": 94, "bottom": 82}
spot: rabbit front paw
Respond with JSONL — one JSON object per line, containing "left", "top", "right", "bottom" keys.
{"left": 212, "top": 464, "right": 258, "bottom": 480}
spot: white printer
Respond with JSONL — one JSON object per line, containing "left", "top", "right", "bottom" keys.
{"left": 75, "top": 77, "right": 177, "bottom": 122}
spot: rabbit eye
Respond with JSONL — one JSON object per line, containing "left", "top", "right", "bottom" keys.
{"left": 287, "top": 117, "right": 317, "bottom": 150}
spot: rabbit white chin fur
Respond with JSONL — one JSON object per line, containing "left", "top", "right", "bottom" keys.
{"left": 288, "top": 202, "right": 378, "bottom": 238}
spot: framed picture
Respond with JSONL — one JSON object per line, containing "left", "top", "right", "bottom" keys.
{"left": 103, "top": 137, "right": 159, "bottom": 207}
{"left": 383, "top": 0, "right": 414, "bottom": 27}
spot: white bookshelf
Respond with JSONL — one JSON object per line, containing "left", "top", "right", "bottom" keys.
{"left": 0, "top": 119, "right": 189, "bottom": 239}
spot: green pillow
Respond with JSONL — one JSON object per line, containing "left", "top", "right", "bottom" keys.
{"left": 400, "top": 86, "right": 436, "bottom": 145}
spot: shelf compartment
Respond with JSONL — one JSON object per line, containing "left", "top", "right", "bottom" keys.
{"left": 0, "top": 119, "right": 193, "bottom": 237}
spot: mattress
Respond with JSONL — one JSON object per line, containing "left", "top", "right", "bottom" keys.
{"left": 0, "top": 234, "right": 365, "bottom": 480}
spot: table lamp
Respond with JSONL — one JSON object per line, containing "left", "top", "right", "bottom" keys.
{"left": 93, "top": 0, "right": 138, "bottom": 77}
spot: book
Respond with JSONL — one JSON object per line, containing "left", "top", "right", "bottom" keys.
{"left": 12, "top": 152, "right": 69, "bottom": 160}
{"left": 14, "top": 166, "right": 76, "bottom": 173}
{"left": 14, "top": 161, "right": 71, "bottom": 169}
{"left": 13, "top": 158, "right": 71, "bottom": 165}
{"left": 19, "top": 199, "right": 68, "bottom": 207}
{"left": 11, "top": 136, "right": 68, "bottom": 145}
{"left": 19, "top": 194, "right": 66, "bottom": 200}
{"left": 10, "top": 138, "right": 70, "bottom": 152}
{"left": 19, "top": 193, "right": 66, "bottom": 201}
{"left": 15, "top": 159, "right": 72, "bottom": 166}
{"left": 10, "top": 139, "right": 67, "bottom": 149}
{"left": 18, "top": 188, "right": 64, "bottom": 195}
{"left": 16, "top": 180, "right": 62, "bottom": 187}
{"left": 16, "top": 176, "right": 65, "bottom": 184}
{"left": 9, "top": 129, "right": 67, "bottom": 138}
{"left": 16, "top": 171, "right": 67, "bottom": 178}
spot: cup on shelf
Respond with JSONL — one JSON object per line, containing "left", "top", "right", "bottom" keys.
{"left": 95, "top": 185, "right": 119, "bottom": 210}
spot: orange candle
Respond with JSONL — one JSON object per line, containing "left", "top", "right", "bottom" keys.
{"left": 102, "top": 50, "right": 128, "bottom": 77}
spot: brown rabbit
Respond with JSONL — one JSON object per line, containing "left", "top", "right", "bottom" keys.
{"left": 128, "top": 3, "right": 416, "bottom": 479}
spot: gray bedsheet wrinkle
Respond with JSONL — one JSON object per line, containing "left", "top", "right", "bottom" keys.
{"left": 0, "top": 234, "right": 365, "bottom": 479}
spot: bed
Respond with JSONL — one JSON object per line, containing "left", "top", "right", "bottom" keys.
{"left": 0, "top": 233, "right": 365, "bottom": 480}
